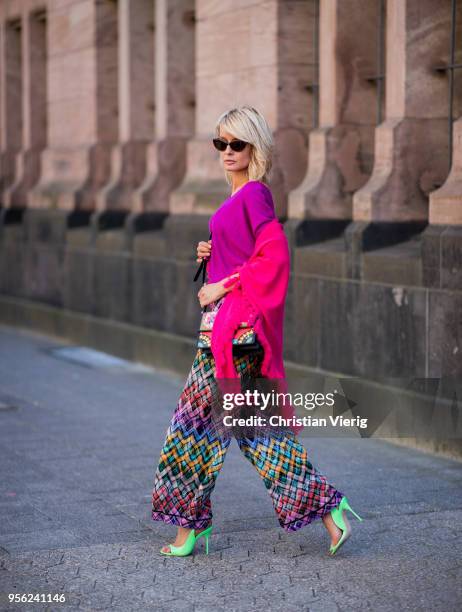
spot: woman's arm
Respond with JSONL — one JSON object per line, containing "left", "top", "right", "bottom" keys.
{"left": 218, "top": 272, "right": 240, "bottom": 295}
{"left": 213, "top": 272, "right": 239, "bottom": 297}
{"left": 197, "top": 272, "right": 241, "bottom": 307}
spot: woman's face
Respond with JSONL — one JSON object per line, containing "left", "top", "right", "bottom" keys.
{"left": 218, "top": 127, "right": 251, "bottom": 175}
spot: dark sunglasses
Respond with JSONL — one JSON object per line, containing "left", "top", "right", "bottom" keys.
{"left": 212, "top": 137, "right": 248, "bottom": 152}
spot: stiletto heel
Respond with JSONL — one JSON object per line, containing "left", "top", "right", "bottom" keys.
{"left": 328, "top": 496, "right": 363, "bottom": 556}
{"left": 342, "top": 497, "right": 363, "bottom": 522}
{"left": 195, "top": 526, "right": 213, "bottom": 555}
{"left": 159, "top": 525, "right": 213, "bottom": 557}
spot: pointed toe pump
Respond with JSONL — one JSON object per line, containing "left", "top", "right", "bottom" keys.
{"left": 159, "top": 525, "right": 213, "bottom": 557}
{"left": 328, "top": 496, "right": 363, "bottom": 556}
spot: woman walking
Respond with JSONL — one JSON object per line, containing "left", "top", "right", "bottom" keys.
{"left": 151, "top": 105, "right": 363, "bottom": 557}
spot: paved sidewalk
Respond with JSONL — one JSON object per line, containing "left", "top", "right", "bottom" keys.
{"left": 0, "top": 324, "right": 461, "bottom": 611}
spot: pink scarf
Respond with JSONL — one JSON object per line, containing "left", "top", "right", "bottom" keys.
{"left": 211, "top": 218, "right": 303, "bottom": 435}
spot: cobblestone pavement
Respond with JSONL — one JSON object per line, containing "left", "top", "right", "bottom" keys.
{"left": 0, "top": 324, "right": 461, "bottom": 611}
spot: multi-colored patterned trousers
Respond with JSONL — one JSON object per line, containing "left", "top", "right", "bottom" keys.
{"left": 151, "top": 297, "right": 344, "bottom": 532}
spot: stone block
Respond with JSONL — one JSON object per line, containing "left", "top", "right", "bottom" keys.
{"left": 23, "top": 243, "right": 65, "bottom": 307}
{"left": 362, "top": 239, "right": 422, "bottom": 286}
{"left": 131, "top": 256, "right": 176, "bottom": 331}
{"left": 294, "top": 238, "right": 347, "bottom": 278}
{"left": 421, "top": 223, "right": 446, "bottom": 288}
{"left": 319, "top": 279, "right": 427, "bottom": 379}
{"left": 441, "top": 226, "right": 462, "bottom": 291}
{"left": 62, "top": 246, "right": 95, "bottom": 314}
{"left": 428, "top": 291, "right": 462, "bottom": 378}
{"left": 23, "top": 209, "right": 69, "bottom": 244}
{"left": 92, "top": 250, "right": 131, "bottom": 321}
{"left": 163, "top": 213, "right": 210, "bottom": 260}
{"left": 285, "top": 274, "right": 320, "bottom": 367}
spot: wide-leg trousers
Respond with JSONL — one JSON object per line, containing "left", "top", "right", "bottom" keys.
{"left": 151, "top": 298, "right": 344, "bottom": 532}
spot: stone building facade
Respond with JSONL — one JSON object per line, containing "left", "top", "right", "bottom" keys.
{"left": 0, "top": 1, "right": 461, "bottom": 455}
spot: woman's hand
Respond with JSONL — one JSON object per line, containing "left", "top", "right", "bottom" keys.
{"left": 196, "top": 239, "right": 212, "bottom": 262}
{"left": 197, "top": 273, "right": 240, "bottom": 308}
{"left": 197, "top": 281, "right": 226, "bottom": 308}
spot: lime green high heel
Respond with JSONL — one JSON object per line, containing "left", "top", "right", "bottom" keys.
{"left": 159, "top": 526, "right": 213, "bottom": 557}
{"left": 328, "top": 496, "right": 363, "bottom": 556}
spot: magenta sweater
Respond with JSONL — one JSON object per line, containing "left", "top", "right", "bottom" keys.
{"left": 207, "top": 180, "right": 276, "bottom": 283}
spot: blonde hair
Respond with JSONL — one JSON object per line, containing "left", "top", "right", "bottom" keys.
{"left": 214, "top": 105, "right": 274, "bottom": 186}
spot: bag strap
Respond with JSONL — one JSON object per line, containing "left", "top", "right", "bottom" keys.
{"left": 193, "top": 230, "right": 212, "bottom": 284}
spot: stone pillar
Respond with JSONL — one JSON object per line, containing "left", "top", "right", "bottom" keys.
{"left": 353, "top": 0, "right": 451, "bottom": 223}
{"left": 271, "top": 0, "right": 320, "bottom": 211}
{"left": 133, "top": 0, "right": 195, "bottom": 214}
{"left": 0, "top": 16, "right": 22, "bottom": 205}
{"left": 4, "top": 8, "right": 47, "bottom": 209}
{"left": 288, "top": 0, "right": 379, "bottom": 223}
{"left": 345, "top": 0, "right": 459, "bottom": 283}
{"left": 29, "top": 0, "right": 119, "bottom": 212}
{"left": 95, "top": 0, "right": 154, "bottom": 212}
{"left": 422, "top": 118, "right": 462, "bottom": 290}
{"left": 170, "top": 0, "right": 316, "bottom": 218}
{"left": 429, "top": 118, "right": 462, "bottom": 225}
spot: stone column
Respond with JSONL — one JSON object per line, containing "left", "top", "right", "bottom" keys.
{"left": 422, "top": 118, "right": 462, "bottom": 290}
{"left": 346, "top": 0, "right": 459, "bottom": 283}
{"left": 132, "top": 0, "right": 195, "bottom": 215}
{"left": 95, "top": 0, "right": 154, "bottom": 212}
{"left": 288, "top": 0, "right": 379, "bottom": 224}
{"left": 4, "top": 8, "right": 47, "bottom": 209}
{"left": 0, "top": 16, "right": 22, "bottom": 205}
{"left": 353, "top": 0, "right": 451, "bottom": 223}
{"left": 29, "top": 0, "right": 119, "bottom": 212}
{"left": 429, "top": 118, "right": 462, "bottom": 225}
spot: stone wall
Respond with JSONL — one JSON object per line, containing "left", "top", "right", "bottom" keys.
{"left": 0, "top": 0, "right": 461, "bottom": 457}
